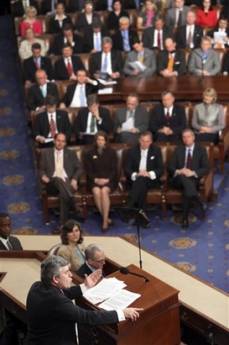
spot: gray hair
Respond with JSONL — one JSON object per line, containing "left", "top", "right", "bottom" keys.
{"left": 102, "top": 36, "right": 113, "bottom": 46}
{"left": 41, "top": 255, "right": 69, "bottom": 286}
{"left": 182, "top": 128, "right": 195, "bottom": 137}
{"left": 85, "top": 244, "right": 103, "bottom": 261}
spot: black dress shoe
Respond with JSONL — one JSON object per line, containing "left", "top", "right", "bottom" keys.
{"left": 181, "top": 218, "right": 189, "bottom": 229}
{"left": 138, "top": 209, "right": 150, "bottom": 228}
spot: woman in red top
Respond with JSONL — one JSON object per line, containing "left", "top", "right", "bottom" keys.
{"left": 19, "top": 6, "right": 43, "bottom": 37}
{"left": 196, "top": 0, "right": 218, "bottom": 29}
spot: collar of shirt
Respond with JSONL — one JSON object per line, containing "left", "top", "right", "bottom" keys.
{"left": 55, "top": 148, "right": 64, "bottom": 157}
{"left": 0, "top": 236, "right": 9, "bottom": 248}
{"left": 86, "top": 261, "right": 96, "bottom": 272}
{"left": 164, "top": 106, "right": 173, "bottom": 116}
{"left": 65, "top": 57, "right": 72, "bottom": 64}
{"left": 140, "top": 148, "right": 148, "bottom": 156}
{"left": 55, "top": 14, "right": 67, "bottom": 20}
{"left": 48, "top": 112, "right": 56, "bottom": 121}
{"left": 187, "top": 24, "right": 194, "bottom": 31}
{"left": 185, "top": 144, "right": 195, "bottom": 154}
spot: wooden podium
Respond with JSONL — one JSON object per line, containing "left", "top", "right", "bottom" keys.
{"left": 78, "top": 264, "right": 180, "bottom": 345}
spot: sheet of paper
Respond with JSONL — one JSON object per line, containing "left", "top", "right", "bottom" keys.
{"left": 99, "top": 289, "right": 141, "bottom": 311}
{"left": 83, "top": 277, "right": 127, "bottom": 304}
{"left": 129, "top": 61, "right": 146, "bottom": 72}
{"left": 44, "top": 138, "right": 54, "bottom": 143}
{"left": 98, "top": 79, "right": 117, "bottom": 86}
{"left": 98, "top": 87, "right": 113, "bottom": 94}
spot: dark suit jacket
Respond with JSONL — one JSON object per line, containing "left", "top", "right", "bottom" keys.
{"left": 0, "top": 236, "right": 23, "bottom": 250}
{"left": 114, "top": 105, "right": 149, "bottom": 134}
{"left": 83, "top": 27, "right": 108, "bottom": 53}
{"left": 176, "top": 25, "right": 203, "bottom": 49}
{"left": 222, "top": 51, "right": 229, "bottom": 73}
{"left": 149, "top": 104, "right": 187, "bottom": 139}
{"left": 73, "top": 106, "right": 113, "bottom": 139}
{"left": 106, "top": 10, "right": 129, "bottom": 31}
{"left": 48, "top": 15, "right": 72, "bottom": 34}
{"left": 63, "top": 82, "right": 97, "bottom": 107}
{"left": 75, "top": 13, "right": 101, "bottom": 33}
{"left": 157, "top": 50, "right": 186, "bottom": 75}
{"left": 112, "top": 29, "right": 139, "bottom": 52}
{"left": 40, "top": 0, "right": 66, "bottom": 14}
{"left": 89, "top": 50, "right": 123, "bottom": 77}
{"left": 40, "top": 147, "right": 82, "bottom": 181}
{"left": 26, "top": 281, "right": 118, "bottom": 345}
{"left": 54, "top": 56, "right": 85, "bottom": 80}
{"left": 33, "top": 110, "right": 71, "bottom": 142}
{"left": 125, "top": 144, "right": 164, "bottom": 181}
{"left": 27, "top": 82, "right": 59, "bottom": 111}
{"left": 142, "top": 27, "right": 172, "bottom": 50}
{"left": 23, "top": 56, "right": 53, "bottom": 82}
{"left": 50, "top": 33, "right": 84, "bottom": 55}
{"left": 76, "top": 262, "right": 93, "bottom": 278}
{"left": 168, "top": 144, "right": 209, "bottom": 178}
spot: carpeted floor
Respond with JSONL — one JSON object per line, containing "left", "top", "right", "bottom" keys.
{"left": 0, "top": 16, "right": 228, "bottom": 293}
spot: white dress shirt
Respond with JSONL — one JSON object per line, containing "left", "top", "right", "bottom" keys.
{"left": 70, "top": 84, "right": 87, "bottom": 107}
{"left": 186, "top": 24, "right": 195, "bottom": 48}
{"left": 131, "top": 148, "right": 156, "bottom": 181}
{"left": 53, "top": 149, "right": 67, "bottom": 180}
{"left": 153, "top": 29, "right": 163, "bottom": 49}
{"left": 93, "top": 32, "right": 102, "bottom": 51}
{"left": 164, "top": 105, "right": 173, "bottom": 117}
{"left": 85, "top": 112, "right": 102, "bottom": 134}
{"left": 101, "top": 51, "right": 112, "bottom": 75}
{"left": 0, "top": 236, "right": 11, "bottom": 250}
{"left": 47, "top": 111, "right": 57, "bottom": 137}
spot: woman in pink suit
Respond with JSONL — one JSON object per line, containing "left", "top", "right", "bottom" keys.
{"left": 19, "top": 6, "right": 43, "bottom": 37}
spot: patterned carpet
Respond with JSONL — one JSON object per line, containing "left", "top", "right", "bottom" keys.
{"left": 0, "top": 16, "right": 228, "bottom": 292}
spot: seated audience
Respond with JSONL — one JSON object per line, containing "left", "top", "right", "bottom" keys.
{"left": 75, "top": 0, "right": 101, "bottom": 34}
{"left": 57, "top": 219, "right": 85, "bottom": 271}
{"left": 142, "top": 17, "right": 172, "bottom": 51}
{"left": 137, "top": 0, "right": 158, "bottom": 31}
{"left": 23, "top": 43, "right": 53, "bottom": 84}
{"left": 19, "top": 6, "right": 43, "bottom": 37}
{"left": 123, "top": 131, "right": 163, "bottom": 226}
{"left": 33, "top": 96, "right": 71, "bottom": 148}
{"left": 40, "top": 132, "right": 82, "bottom": 224}
{"left": 192, "top": 88, "right": 225, "bottom": 144}
{"left": 222, "top": 50, "right": 229, "bottom": 75}
{"left": 73, "top": 94, "right": 113, "bottom": 144}
{"left": 83, "top": 21, "right": 108, "bottom": 53}
{"left": 165, "top": 0, "right": 190, "bottom": 31}
{"left": 112, "top": 16, "right": 139, "bottom": 53}
{"left": 168, "top": 129, "right": 209, "bottom": 228}
{"left": 84, "top": 132, "right": 118, "bottom": 230}
{"left": 27, "top": 69, "right": 59, "bottom": 111}
{"left": 54, "top": 44, "right": 85, "bottom": 80}
{"left": 114, "top": 93, "right": 149, "bottom": 145}
{"left": 40, "top": 0, "right": 68, "bottom": 14}
{"left": 89, "top": 37, "right": 123, "bottom": 80}
{"left": 48, "top": 2, "right": 72, "bottom": 34}
{"left": 62, "top": 69, "right": 98, "bottom": 108}
{"left": 176, "top": 10, "right": 203, "bottom": 49}
{"left": 149, "top": 91, "right": 186, "bottom": 142}
{"left": 196, "top": 0, "right": 218, "bottom": 30}
{"left": 106, "top": 0, "right": 129, "bottom": 32}
{"left": 188, "top": 36, "right": 221, "bottom": 76}
{"left": 77, "top": 244, "right": 106, "bottom": 277}
{"left": 50, "top": 24, "right": 84, "bottom": 55}
{"left": 209, "top": 17, "right": 229, "bottom": 49}
{"left": 19, "top": 27, "right": 48, "bottom": 60}
{"left": 123, "top": 38, "right": 156, "bottom": 77}
{"left": 0, "top": 213, "right": 23, "bottom": 250}
{"left": 157, "top": 37, "right": 186, "bottom": 77}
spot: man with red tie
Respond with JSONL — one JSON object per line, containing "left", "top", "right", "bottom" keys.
{"left": 168, "top": 129, "right": 209, "bottom": 228}
{"left": 142, "top": 17, "right": 172, "bottom": 51}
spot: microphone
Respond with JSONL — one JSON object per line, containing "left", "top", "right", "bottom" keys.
{"left": 119, "top": 267, "right": 149, "bottom": 283}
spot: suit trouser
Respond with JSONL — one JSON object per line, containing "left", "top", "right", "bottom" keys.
{"left": 172, "top": 175, "right": 199, "bottom": 218}
{"left": 128, "top": 176, "right": 159, "bottom": 209}
{"left": 46, "top": 177, "right": 75, "bottom": 224}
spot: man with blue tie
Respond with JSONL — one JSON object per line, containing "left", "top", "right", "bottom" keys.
{"left": 112, "top": 16, "right": 139, "bottom": 52}
{"left": 168, "top": 129, "right": 209, "bottom": 228}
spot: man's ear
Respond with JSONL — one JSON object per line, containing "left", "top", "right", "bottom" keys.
{"left": 52, "top": 275, "right": 59, "bottom": 285}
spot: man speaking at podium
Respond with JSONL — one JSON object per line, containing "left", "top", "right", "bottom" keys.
{"left": 26, "top": 255, "right": 142, "bottom": 345}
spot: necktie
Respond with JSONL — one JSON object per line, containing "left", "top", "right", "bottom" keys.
{"left": 40, "top": 85, "right": 47, "bottom": 98}
{"left": 34, "top": 57, "right": 40, "bottom": 69}
{"left": 67, "top": 58, "right": 73, "bottom": 77}
{"left": 50, "top": 114, "right": 56, "bottom": 138}
{"left": 122, "top": 30, "right": 130, "bottom": 52}
{"left": 79, "top": 85, "right": 85, "bottom": 106}
{"left": 187, "top": 27, "right": 192, "bottom": 48}
{"left": 90, "top": 115, "right": 96, "bottom": 133}
{"left": 6, "top": 239, "right": 13, "bottom": 250}
{"left": 165, "top": 109, "right": 170, "bottom": 121}
{"left": 102, "top": 53, "right": 108, "bottom": 73}
{"left": 94, "top": 33, "right": 100, "bottom": 51}
{"left": 186, "top": 149, "right": 192, "bottom": 169}
{"left": 138, "top": 52, "right": 144, "bottom": 63}
{"left": 157, "top": 31, "right": 161, "bottom": 49}
{"left": 167, "top": 53, "right": 174, "bottom": 72}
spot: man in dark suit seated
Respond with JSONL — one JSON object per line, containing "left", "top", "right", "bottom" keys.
{"left": 157, "top": 37, "right": 186, "bottom": 77}
{"left": 208, "top": 17, "right": 229, "bottom": 49}
{"left": 0, "top": 213, "right": 22, "bottom": 251}
{"left": 89, "top": 36, "right": 123, "bottom": 80}
{"left": 149, "top": 91, "right": 186, "bottom": 142}
{"left": 112, "top": 16, "right": 138, "bottom": 53}
{"left": 26, "top": 255, "right": 141, "bottom": 345}
{"left": 123, "top": 131, "right": 163, "bottom": 225}
{"left": 54, "top": 44, "right": 85, "bottom": 81}
{"left": 77, "top": 244, "right": 106, "bottom": 277}
{"left": 61, "top": 69, "right": 98, "bottom": 108}
{"left": 23, "top": 43, "right": 53, "bottom": 84}
{"left": 40, "top": 132, "right": 82, "bottom": 224}
{"left": 114, "top": 93, "right": 149, "bottom": 145}
{"left": 175, "top": 10, "right": 203, "bottom": 49}
{"left": 83, "top": 20, "right": 108, "bottom": 53}
{"left": 26, "top": 69, "right": 59, "bottom": 111}
{"left": 142, "top": 17, "right": 171, "bottom": 51}
{"left": 33, "top": 96, "right": 71, "bottom": 148}
{"left": 50, "top": 24, "right": 84, "bottom": 56}
{"left": 73, "top": 94, "right": 113, "bottom": 144}
{"left": 168, "top": 128, "right": 209, "bottom": 228}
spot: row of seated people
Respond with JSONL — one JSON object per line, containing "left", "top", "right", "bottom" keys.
{"left": 21, "top": 35, "right": 229, "bottom": 90}
{"left": 38, "top": 129, "right": 212, "bottom": 231}
{"left": 31, "top": 89, "right": 226, "bottom": 148}
{"left": 14, "top": 0, "right": 229, "bottom": 37}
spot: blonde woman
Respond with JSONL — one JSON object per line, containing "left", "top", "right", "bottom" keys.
{"left": 137, "top": 0, "right": 158, "bottom": 31}
{"left": 19, "top": 6, "right": 43, "bottom": 37}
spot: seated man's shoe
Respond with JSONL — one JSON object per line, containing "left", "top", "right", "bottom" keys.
{"left": 181, "top": 217, "right": 189, "bottom": 229}
{"left": 138, "top": 209, "right": 150, "bottom": 228}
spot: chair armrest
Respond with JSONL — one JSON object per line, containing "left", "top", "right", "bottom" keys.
{"left": 200, "top": 170, "right": 214, "bottom": 201}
